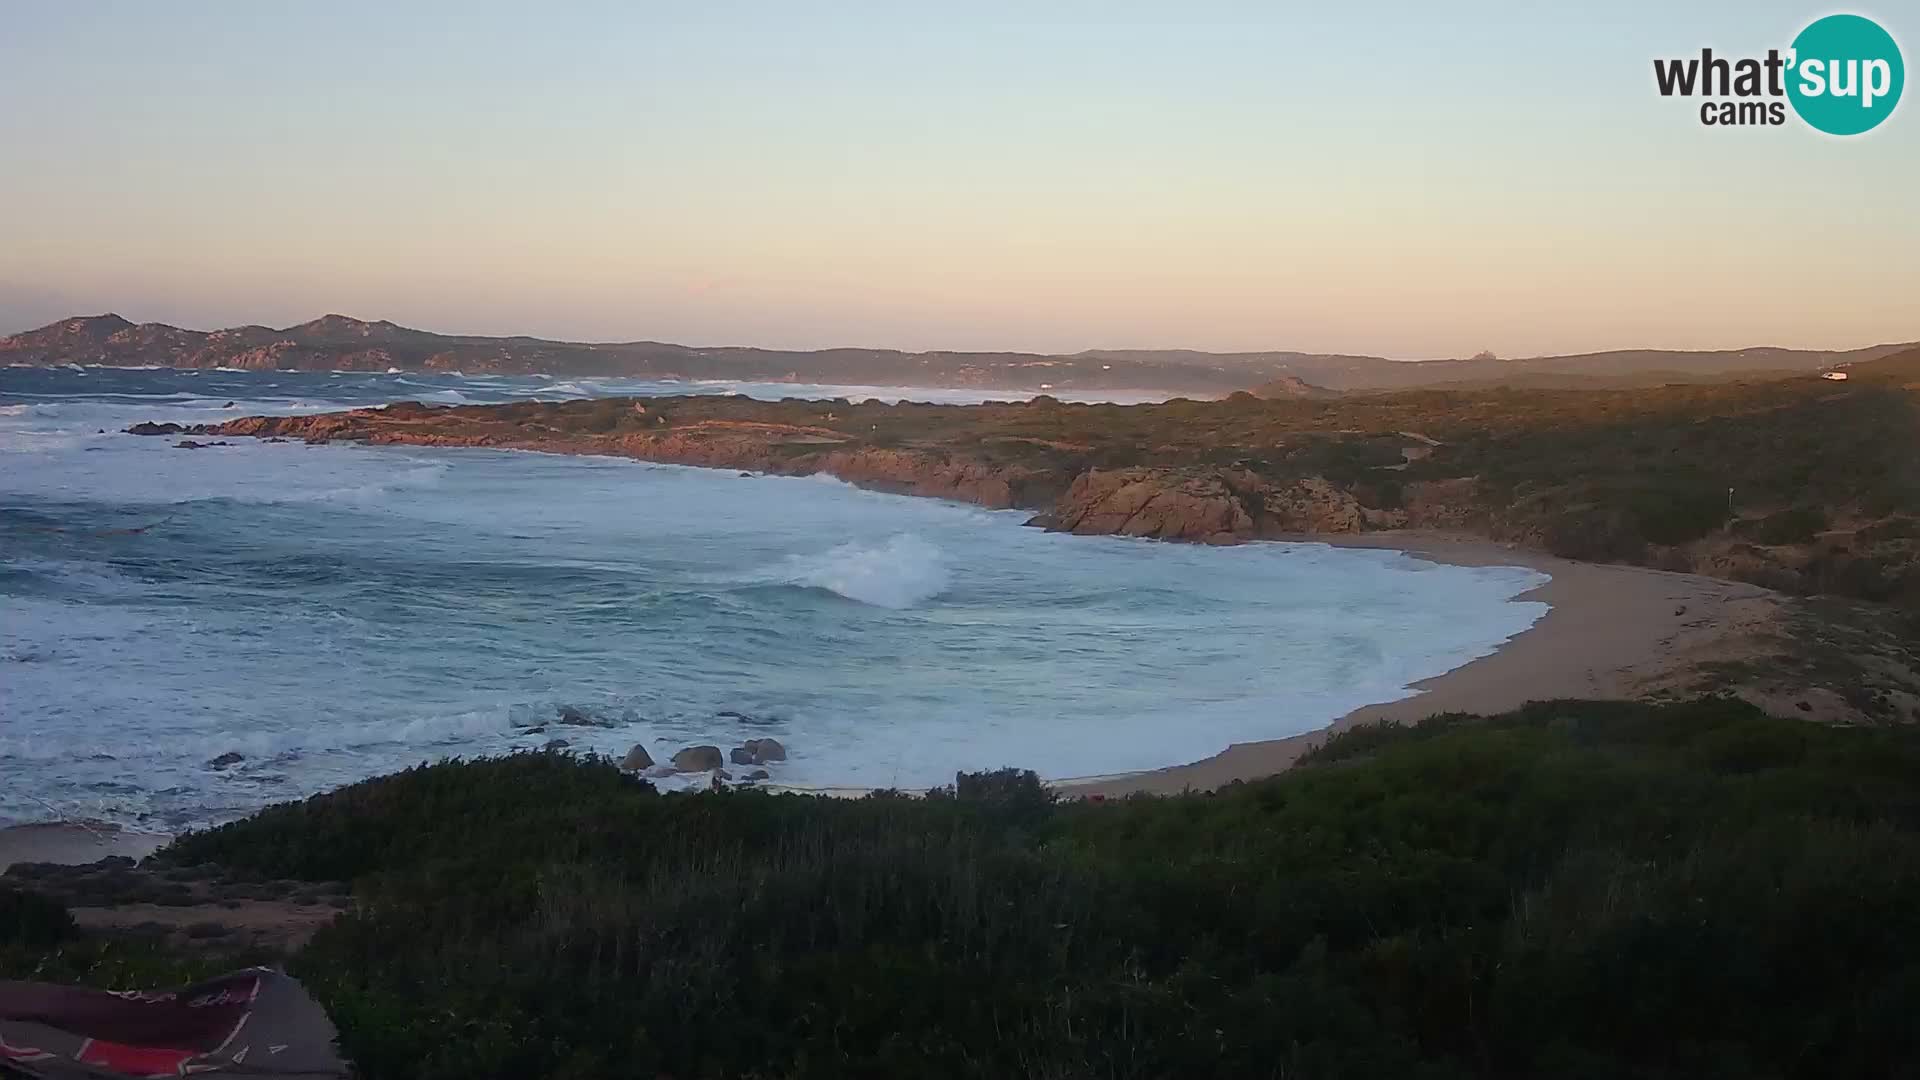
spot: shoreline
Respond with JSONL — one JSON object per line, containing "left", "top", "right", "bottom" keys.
{"left": 1063, "top": 531, "right": 1780, "bottom": 797}
{"left": 0, "top": 821, "right": 169, "bottom": 874}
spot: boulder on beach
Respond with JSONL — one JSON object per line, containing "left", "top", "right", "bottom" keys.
{"left": 126, "top": 421, "right": 184, "bottom": 436}
{"left": 729, "top": 746, "right": 756, "bottom": 765}
{"left": 745, "top": 768, "right": 771, "bottom": 782}
{"left": 206, "top": 752, "right": 245, "bottom": 770}
{"left": 555, "top": 704, "right": 617, "bottom": 728}
{"left": 542, "top": 738, "right": 570, "bottom": 752}
{"left": 620, "top": 744, "right": 654, "bottom": 771}
{"left": 671, "top": 745, "right": 724, "bottom": 772}
{"left": 744, "top": 737, "right": 787, "bottom": 763}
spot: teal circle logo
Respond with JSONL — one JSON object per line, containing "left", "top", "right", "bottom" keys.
{"left": 1786, "top": 14, "right": 1904, "bottom": 135}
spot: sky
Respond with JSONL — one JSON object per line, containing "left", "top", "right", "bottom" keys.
{"left": 1, "top": 1, "right": 1914, "bottom": 358}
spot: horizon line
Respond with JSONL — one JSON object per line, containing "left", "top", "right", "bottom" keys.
{"left": 9, "top": 310, "right": 1919, "bottom": 366}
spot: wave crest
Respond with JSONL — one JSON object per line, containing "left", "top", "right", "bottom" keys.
{"left": 769, "top": 534, "right": 950, "bottom": 609}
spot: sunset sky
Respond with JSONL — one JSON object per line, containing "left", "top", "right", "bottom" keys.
{"left": 2, "top": 1, "right": 1914, "bottom": 357}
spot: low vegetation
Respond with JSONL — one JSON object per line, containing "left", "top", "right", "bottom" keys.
{"left": 7, "top": 697, "right": 1920, "bottom": 1078}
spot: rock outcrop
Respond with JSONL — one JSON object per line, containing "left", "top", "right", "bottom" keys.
{"left": 1259, "top": 476, "right": 1370, "bottom": 533}
{"left": 728, "top": 738, "right": 788, "bottom": 767}
{"left": 619, "top": 744, "right": 654, "bottom": 771}
{"left": 671, "top": 745, "right": 724, "bottom": 772}
{"left": 554, "top": 705, "right": 616, "bottom": 728}
{"left": 743, "top": 737, "right": 787, "bottom": 763}
{"left": 1028, "top": 469, "right": 1374, "bottom": 543}
{"left": 1029, "top": 469, "right": 1256, "bottom": 543}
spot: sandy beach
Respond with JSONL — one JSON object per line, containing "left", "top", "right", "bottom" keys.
{"left": 1066, "top": 531, "right": 1781, "bottom": 797}
{"left": 0, "top": 822, "right": 168, "bottom": 874}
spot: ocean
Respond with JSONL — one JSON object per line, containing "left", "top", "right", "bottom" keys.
{"left": 1, "top": 366, "right": 1549, "bottom": 828}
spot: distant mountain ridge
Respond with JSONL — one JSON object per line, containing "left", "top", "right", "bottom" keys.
{"left": 3, "top": 313, "right": 1912, "bottom": 394}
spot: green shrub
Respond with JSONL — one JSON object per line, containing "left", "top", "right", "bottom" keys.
{"left": 97, "top": 700, "right": 1918, "bottom": 1078}
{"left": 1627, "top": 482, "right": 1729, "bottom": 546}
{"left": 1751, "top": 506, "right": 1831, "bottom": 545}
{"left": 1869, "top": 517, "right": 1920, "bottom": 541}
{"left": 0, "top": 887, "right": 75, "bottom": 947}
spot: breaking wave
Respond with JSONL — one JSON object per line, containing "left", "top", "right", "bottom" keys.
{"left": 763, "top": 534, "right": 951, "bottom": 609}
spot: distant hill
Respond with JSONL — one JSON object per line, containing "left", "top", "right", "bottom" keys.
{"left": 1246, "top": 374, "right": 1340, "bottom": 399}
{"left": 3, "top": 313, "right": 1912, "bottom": 394}
{"left": 1129, "top": 344, "right": 1913, "bottom": 393}
{"left": 1848, "top": 344, "right": 1920, "bottom": 386}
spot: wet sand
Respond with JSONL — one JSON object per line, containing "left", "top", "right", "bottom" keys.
{"left": 0, "top": 822, "right": 168, "bottom": 873}
{"left": 1064, "top": 531, "right": 1779, "bottom": 797}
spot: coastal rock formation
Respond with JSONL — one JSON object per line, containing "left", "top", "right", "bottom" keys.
{"left": 554, "top": 705, "right": 617, "bottom": 728}
{"left": 1260, "top": 476, "right": 1370, "bottom": 533}
{"left": 816, "top": 450, "right": 1055, "bottom": 510}
{"left": 619, "top": 744, "right": 654, "bottom": 771}
{"left": 744, "top": 737, "right": 787, "bottom": 762}
{"left": 1029, "top": 469, "right": 1373, "bottom": 543}
{"left": 671, "top": 745, "right": 724, "bottom": 772}
{"left": 1030, "top": 469, "right": 1257, "bottom": 543}
{"left": 730, "top": 738, "right": 787, "bottom": 765}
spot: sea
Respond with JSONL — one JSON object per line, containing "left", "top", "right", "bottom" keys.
{"left": 0, "top": 366, "right": 1550, "bottom": 829}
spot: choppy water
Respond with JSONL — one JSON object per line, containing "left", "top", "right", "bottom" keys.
{"left": 1, "top": 366, "right": 1549, "bottom": 828}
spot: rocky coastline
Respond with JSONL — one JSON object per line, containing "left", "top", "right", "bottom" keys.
{"left": 121, "top": 353, "right": 1920, "bottom": 621}
{"left": 131, "top": 398, "right": 1414, "bottom": 545}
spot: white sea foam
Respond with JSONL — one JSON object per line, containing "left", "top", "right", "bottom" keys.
{"left": 764, "top": 534, "right": 951, "bottom": 608}
{"left": 289, "top": 463, "right": 450, "bottom": 505}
